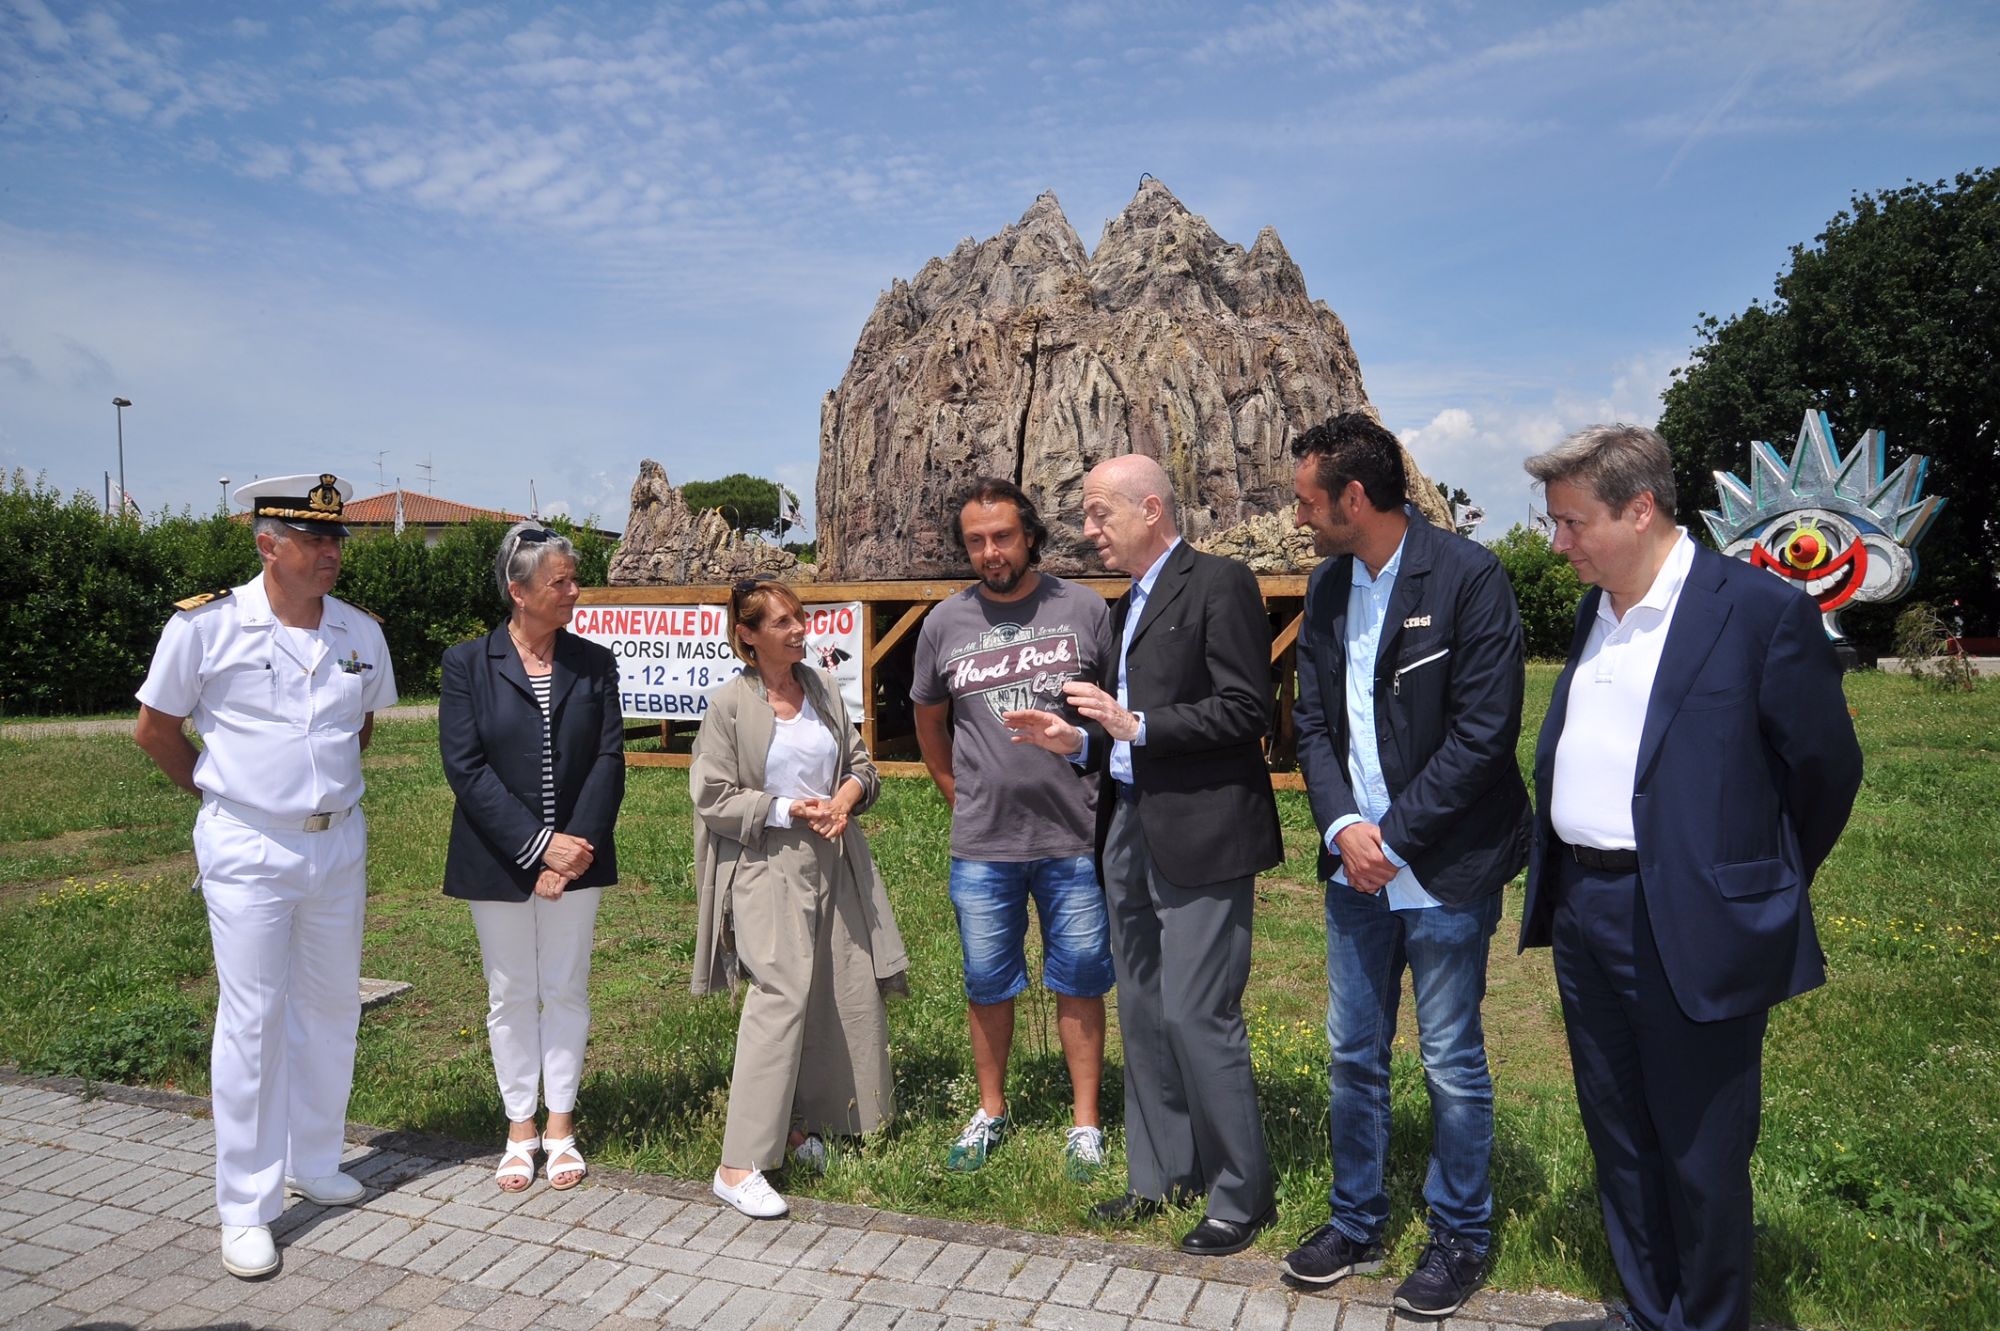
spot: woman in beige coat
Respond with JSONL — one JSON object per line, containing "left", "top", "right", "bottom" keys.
{"left": 691, "top": 579, "right": 907, "bottom": 1219}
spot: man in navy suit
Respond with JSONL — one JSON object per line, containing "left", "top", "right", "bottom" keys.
{"left": 1520, "top": 425, "right": 1862, "bottom": 1331}
{"left": 1281, "top": 412, "right": 1530, "bottom": 1317}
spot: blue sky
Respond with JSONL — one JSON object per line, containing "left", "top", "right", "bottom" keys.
{"left": 4, "top": 1, "right": 1995, "bottom": 536}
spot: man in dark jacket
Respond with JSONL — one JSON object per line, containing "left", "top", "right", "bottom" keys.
{"left": 1281, "top": 413, "right": 1530, "bottom": 1317}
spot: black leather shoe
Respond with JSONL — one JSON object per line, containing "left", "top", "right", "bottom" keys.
{"left": 1179, "top": 1205, "right": 1277, "bottom": 1256}
{"left": 1090, "top": 1192, "right": 1164, "bottom": 1224}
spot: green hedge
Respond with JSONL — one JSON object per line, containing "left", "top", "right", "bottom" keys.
{"left": 1487, "top": 523, "right": 1586, "bottom": 660}
{"left": 0, "top": 472, "right": 615, "bottom": 715}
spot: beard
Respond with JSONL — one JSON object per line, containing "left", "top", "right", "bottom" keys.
{"left": 980, "top": 560, "right": 1030, "bottom": 594}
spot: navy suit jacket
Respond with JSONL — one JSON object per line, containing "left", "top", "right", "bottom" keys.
{"left": 1519, "top": 544, "right": 1863, "bottom": 1021}
{"left": 1087, "top": 540, "right": 1284, "bottom": 888}
{"left": 1294, "top": 514, "right": 1531, "bottom": 905}
{"left": 439, "top": 626, "right": 626, "bottom": 901}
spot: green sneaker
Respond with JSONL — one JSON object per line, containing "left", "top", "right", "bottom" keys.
{"left": 1064, "top": 1126, "right": 1105, "bottom": 1181}
{"left": 946, "top": 1107, "right": 1007, "bottom": 1172}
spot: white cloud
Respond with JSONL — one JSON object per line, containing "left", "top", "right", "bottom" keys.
{"left": 1389, "top": 351, "right": 1681, "bottom": 533}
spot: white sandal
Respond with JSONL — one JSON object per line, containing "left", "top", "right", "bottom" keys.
{"left": 544, "top": 1135, "right": 587, "bottom": 1190}
{"left": 495, "top": 1135, "right": 539, "bottom": 1192}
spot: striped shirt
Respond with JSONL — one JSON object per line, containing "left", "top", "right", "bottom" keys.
{"left": 515, "top": 671, "right": 558, "bottom": 871}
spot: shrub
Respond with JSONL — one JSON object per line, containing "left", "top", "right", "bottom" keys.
{"left": 1487, "top": 524, "right": 1585, "bottom": 659}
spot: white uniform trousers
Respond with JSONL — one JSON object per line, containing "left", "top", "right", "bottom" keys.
{"left": 195, "top": 802, "right": 368, "bottom": 1227}
{"left": 468, "top": 888, "right": 601, "bottom": 1122}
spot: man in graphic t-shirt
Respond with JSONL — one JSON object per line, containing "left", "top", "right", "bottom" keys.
{"left": 913, "top": 477, "right": 1116, "bottom": 1181}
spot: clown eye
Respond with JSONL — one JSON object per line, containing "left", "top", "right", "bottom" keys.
{"left": 1782, "top": 523, "right": 1830, "bottom": 571}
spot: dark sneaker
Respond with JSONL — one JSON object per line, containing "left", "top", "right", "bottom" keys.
{"left": 1279, "top": 1223, "right": 1385, "bottom": 1285}
{"left": 1392, "top": 1236, "right": 1488, "bottom": 1317}
{"left": 945, "top": 1107, "right": 1007, "bottom": 1172}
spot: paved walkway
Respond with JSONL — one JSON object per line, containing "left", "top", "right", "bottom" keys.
{"left": 0, "top": 1074, "right": 1604, "bottom": 1331}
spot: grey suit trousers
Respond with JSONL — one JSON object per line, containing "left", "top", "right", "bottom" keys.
{"left": 1102, "top": 798, "right": 1274, "bottom": 1222}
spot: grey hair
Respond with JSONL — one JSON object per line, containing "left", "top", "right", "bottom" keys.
{"left": 252, "top": 516, "right": 291, "bottom": 542}
{"left": 495, "top": 521, "right": 577, "bottom": 609}
{"left": 1523, "top": 423, "right": 1678, "bottom": 516}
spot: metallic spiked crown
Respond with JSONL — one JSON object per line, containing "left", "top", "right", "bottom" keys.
{"left": 1701, "top": 410, "right": 1942, "bottom": 549}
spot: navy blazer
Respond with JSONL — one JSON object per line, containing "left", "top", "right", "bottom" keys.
{"left": 1518, "top": 544, "right": 1863, "bottom": 1021}
{"left": 439, "top": 625, "right": 626, "bottom": 902}
{"left": 1294, "top": 514, "right": 1530, "bottom": 905}
{"left": 1086, "top": 541, "right": 1284, "bottom": 888}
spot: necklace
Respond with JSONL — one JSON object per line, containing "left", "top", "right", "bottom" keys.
{"left": 509, "top": 625, "right": 555, "bottom": 667}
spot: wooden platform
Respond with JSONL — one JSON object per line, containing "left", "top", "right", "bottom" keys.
{"left": 583, "top": 577, "right": 1311, "bottom": 790}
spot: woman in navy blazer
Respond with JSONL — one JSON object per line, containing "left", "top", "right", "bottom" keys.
{"left": 440, "top": 523, "right": 625, "bottom": 1194}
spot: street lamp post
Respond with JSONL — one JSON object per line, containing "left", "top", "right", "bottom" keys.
{"left": 219, "top": 477, "right": 231, "bottom": 514}
{"left": 111, "top": 397, "right": 132, "bottom": 518}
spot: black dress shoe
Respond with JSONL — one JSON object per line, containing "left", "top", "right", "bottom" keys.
{"left": 1179, "top": 1205, "right": 1277, "bottom": 1256}
{"left": 1090, "top": 1192, "right": 1164, "bottom": 1223}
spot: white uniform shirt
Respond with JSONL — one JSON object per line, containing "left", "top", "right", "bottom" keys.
{"left": 136, "top": 574, "right": 398, "bottom": 821}
{"left": 1550, "top": 531, "right": 1695, "bottom": 850}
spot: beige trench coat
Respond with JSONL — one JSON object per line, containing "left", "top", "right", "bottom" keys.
{"left": 689, "top": 664, "right": 908, "bottom": 996}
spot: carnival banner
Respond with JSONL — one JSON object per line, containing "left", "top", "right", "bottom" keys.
{"left": 572, "top": 601, "right": 864, "bottom": 720}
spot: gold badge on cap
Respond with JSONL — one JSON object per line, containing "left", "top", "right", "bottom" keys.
{"left": 307, "top": 474, "right": 343, "bottom": 515}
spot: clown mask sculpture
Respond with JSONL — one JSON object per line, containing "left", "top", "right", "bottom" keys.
{"left": 1702, "top": 408, "right": 1943, "bottom": 641}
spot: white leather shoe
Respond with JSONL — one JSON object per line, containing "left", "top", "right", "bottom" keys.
{"left": 220, "top": 1223, "right": 278, "bottom": 1278}
{"left": 712, "top": 1167, "right": 789, "bottom": 1218}
{"left": 285, "top": 1171, "right": 366, "bottom": 1206}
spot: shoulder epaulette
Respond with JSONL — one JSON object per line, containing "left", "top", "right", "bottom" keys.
{"left": 341, "top": 599, "right": 384, "bottom": 622}
{"left": 174, "top": 588, "right": 233, "bottom": 613}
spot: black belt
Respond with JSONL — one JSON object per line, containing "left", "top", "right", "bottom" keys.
{"left": 1566, "top": 842, "right": 1639, "bottom": 872}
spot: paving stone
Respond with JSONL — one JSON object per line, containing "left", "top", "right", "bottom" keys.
{"left": 1185, "top": 1278, "right": 1248, "bottom": 1328}
{"left": 854, "top": 1274, "right": 946, "bottom": 1310}
{"left": 51, "top": 1270, "right": 146, "bottom": 1314}
{"left": 344, "top": 1215, "right": 419, "bottom": 1262}
{"left": 831, "top": 1228, "right": 903, "bottom": 1276}
{"left": 961, "top": 1245, "right": 1025, "bottom": 1292}
{"left": 1048, "top": 1260, "right": 1113, "bottom": 1307}
{"left": 431, "top": 1200, "right": 514, "bottom": 1233}
{"left": 1333, "top": 1303, "right": 1388, "bottom": 1331}
{"left": 773, "top": 1265, "right": 867, "bottom": 1300}
{"left": 1031, "top": 1302, "right": 1132, "bottom": 1331}
{"left": 682, "top": 1203, "right": 757, "bottom": 1253}
{"left": 4, "top": 1306, "right": 88, "bottom": 1331}
{"left": 469, "top": 1290, "right": 549, "bottom": 1330}
{"left": 471, "top": 1236, "right": 554, "bottom": 1291}
{"left": 0, "top": 1242, "right": 68, "bottom": 1275}
{"left": 335, "top": 1304, "right": 412, "bottom": 1330}
{"left": 555, "top": 1225, "right": 640, "bottom": 1259}
{"left": 1238, "top": 1285, "right": 1293, "bottom": 1331}
{"left": 894, "top": 1313, "right": 948, "bottom": 1331}
{"left": 1092, "top": 1266, "right": 1157, "bottom": 1315}
{"left": 394, "top": 1304, "right": 478, "bottom": 1331}
{"left": 307, "top": 1257, "right": 408, "bottom": 1311}
{"left": 918, "top": 1241, "right": 985, "bottom": 1288}
{"left": 624, "top": 1270, "right": 697, "bottom": 1320}
{"left": 607, "top": 1193, "right": 686, "bottom": 1240}
{"left": 1287, "top": 1293, "right": 1345, "bottom": 1331}
{"left": 755, "top": 1218, "right": 832, "bottom": 1267}
{"left": 661, "top": 1276, "right": 737, "bottom": 1327}
{"left": 1004, "top": 1253, "right": 1069, "bottom": 1302}
{"left": 406, "top": 1226, "right": 493, "bottom": 1278}
{"left": 840, "top": 1301, "right": 904, "bottom": 1331}
{"left": 578, "top": 1261, "right": 658, "bottom": 1315}
{"left": 1139, "top": 1271, "right": 1201, "bottom": 1323}
{"left": 871, "top": 1233, "right": 944, "bottom": 1282}
{"left": 794, "top": 1295, "right": 860, "bottom": 1331}
{"left": 942, "top": 1287, "right": 1037, "bottom": 1323}
{"left": 794, "top": 1223, "right": 866, "bottom": 1271}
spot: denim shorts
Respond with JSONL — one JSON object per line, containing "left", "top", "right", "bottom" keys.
{"left": 948, "top": 856, "right": 1115, "bottom": 1004}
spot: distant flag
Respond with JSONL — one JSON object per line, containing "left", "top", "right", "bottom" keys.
{"left": 783, "top": 485, "right": 802, "bottom": 533}
{"left": 121, "top": 489, "right": 142, "bottom": 518}
{"left": 393, "top": 488, "right": 405, "bottom": 536}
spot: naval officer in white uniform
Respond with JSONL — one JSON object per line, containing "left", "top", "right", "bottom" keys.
{"left": 134, "top": 472, "right": 397, "bottom": 1279}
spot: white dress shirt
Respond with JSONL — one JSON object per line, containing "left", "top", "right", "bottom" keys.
{"left": 1106, "top": 538, "right": 1177, "bottom": 784}
{"left": 1550, "top": 530, "right": 1696, "bottom": 850}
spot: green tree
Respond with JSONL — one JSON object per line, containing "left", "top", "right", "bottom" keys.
{"left": 1488, "top": 523, "right": 1584, "bottom": 660}
{"left": 1658, "top": 167, "right": 1999, "bottom": 634}
{"left": 680, "top": 473, "right": 798, "bottom": 536}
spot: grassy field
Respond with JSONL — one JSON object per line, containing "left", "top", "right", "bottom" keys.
{"left": 1, "top": 666, "right": 1994, "bottom": 1329}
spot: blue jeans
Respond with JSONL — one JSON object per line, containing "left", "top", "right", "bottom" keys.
{"left": 949, "top": 856, "right": 1114, "bottom": 1005}
{"left": 1324, "top": 882, "right": 1500, "bottom": 1251}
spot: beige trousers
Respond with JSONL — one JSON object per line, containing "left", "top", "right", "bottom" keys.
{"left": 721, "top": 824, "right": 894, "bottom": 1170}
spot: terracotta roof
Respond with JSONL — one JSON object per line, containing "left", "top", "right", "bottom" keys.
{"left": 343, "top": 490, "right": 525, "bottom": 526}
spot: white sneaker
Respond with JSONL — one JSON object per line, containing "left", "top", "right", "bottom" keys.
{"left": 285, "top": 1171, "right": 366, "bottom": 1206}
{"left": 712, "top": 1167, "right": 789, "bottom": 1219}
{"left": 219, "top": 1223, "right": 278, "bottom": 1278}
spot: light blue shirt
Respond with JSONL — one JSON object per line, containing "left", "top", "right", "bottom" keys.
{"left": 1324, "top": 536, "right": 1441, "bottom": 911}
{"left": 1071, "top": 539, "right": 1177, "bottom": 780}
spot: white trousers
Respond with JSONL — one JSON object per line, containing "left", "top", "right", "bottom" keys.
{"left": 195, "top": 802, "right": 367, "bottom": 1227}
{"left": 468, "top": 888, "right": 601, "bottom": 1122}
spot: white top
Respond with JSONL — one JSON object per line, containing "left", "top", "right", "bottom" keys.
{"left": 136, "top": 574, "right": 398, "bottom": 820}
{"left": 514, "top": 672, "right": 558, "bottom": 871}
{"left": 1550, "top": 531, "right": 1696, "bottom": 850}
{"left": 763, "top": 691, "right": 839, "bottom": 829}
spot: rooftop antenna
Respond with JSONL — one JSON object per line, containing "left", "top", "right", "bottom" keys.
{"left": 416, "top": 454, "right": 435, "bottom": 494}
{"left": 375, "top": 450, "right": 388, "bottom": 488}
